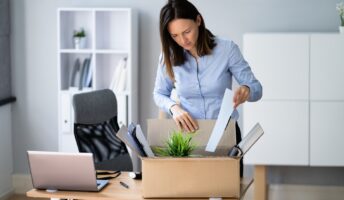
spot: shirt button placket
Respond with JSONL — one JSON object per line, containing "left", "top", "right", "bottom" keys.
{"left": 195, "top": 57, "right": 206, "bottom": 119}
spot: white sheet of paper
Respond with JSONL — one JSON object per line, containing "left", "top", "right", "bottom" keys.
{"left": 205, "top": 89, "right": 235, "bottom": 152}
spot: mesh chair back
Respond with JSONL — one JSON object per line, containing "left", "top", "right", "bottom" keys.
{"left": 72, "top": 89, "right": 129, "bottom": 166}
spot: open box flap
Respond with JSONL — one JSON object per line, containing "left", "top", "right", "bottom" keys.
{"left": 229, "top": 123, "right": 264, "bottom": 158}
{"left": 240, "top": 178, "right": 254, "bottom": 199}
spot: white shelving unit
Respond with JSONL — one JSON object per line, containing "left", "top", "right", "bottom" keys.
{"left": 243, "top": 33, "right": 344, "bottom": 167}
{"left": 57, "top": 8, "right": 138, "bottom": 152}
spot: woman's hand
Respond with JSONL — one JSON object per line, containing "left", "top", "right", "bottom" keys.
{"left": 233, "top": 85, "right": 250, "bottom": 108}
{"left": 170, "top": 104, "right": 198, "bottom": 133}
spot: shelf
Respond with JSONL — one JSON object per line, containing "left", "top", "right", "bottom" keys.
{"left": 115, "top": 90, "right": 130, "bottom": 96}
{"left": 95, "top": 49, "right": 129, "bottom": 54}
{"left": 59, "top": 49, "right": 129, "bottom": 54}
{"left": 60, "top": 49, "right": 93, "bottom": 54}
{"left": 60, "top": 87, "right": 93, "bottom": 94}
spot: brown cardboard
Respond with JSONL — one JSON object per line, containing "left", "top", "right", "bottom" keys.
{"left": 142, "top": 157, "right": 240, "bottom": 198}
{"left": 142, "top": 119, "right": 241, "bottom": 198}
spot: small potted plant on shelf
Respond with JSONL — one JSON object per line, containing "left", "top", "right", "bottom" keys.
{"left": 73, "top": 28, "right": 86, "bottom": 49}
{"left": 153, "top": 130, "right": 197, "bottom": 157}
{"left": 336, "top": 2, "right": 344, "bottom": 33}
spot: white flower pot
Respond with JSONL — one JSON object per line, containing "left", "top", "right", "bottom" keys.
{"left": 340, "top": 26, "right": 344, "bottom": 34}
{"left": 73, "top": 37, "right": 86, "bottom": 49}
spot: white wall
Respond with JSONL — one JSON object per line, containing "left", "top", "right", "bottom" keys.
{"left": 0, "top": 105, "right": 13, "bottom": 197}
{"left": 10, "top": 0, "right": 344, "bottom": 184}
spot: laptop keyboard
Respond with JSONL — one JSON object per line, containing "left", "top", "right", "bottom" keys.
{"left": 96, "top": 179, "right": 109, "bottom": 189}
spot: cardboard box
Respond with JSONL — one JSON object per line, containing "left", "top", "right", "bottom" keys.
{"left": 142, "top": 157, "right": 241, "bottom": 198}
{"left": 117, "top": 118, "right": 262, "bottom": 199}
{"left": 142, "top": 119, "right": 243, "bottom": 199}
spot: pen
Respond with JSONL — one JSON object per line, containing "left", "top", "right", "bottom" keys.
{"left": 120, "top": 181, "right": 129, "bottom": 189}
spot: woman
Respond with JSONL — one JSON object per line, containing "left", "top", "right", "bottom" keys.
{"left": 153, "top": 0, "right": 262, "bottom": 175}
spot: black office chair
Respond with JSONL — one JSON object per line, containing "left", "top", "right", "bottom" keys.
{"left": 72, "top": 89, "right": 132, "bottom": 172}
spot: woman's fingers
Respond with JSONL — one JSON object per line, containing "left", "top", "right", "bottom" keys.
{"left": 185, "top": 113, "right": 198, "bottom": 133}
{"left": 171, "top": 105, "right": 198, "bottom": 132}
{"left": 233, "top": 89, "right": 241, "bottom": 108}
{"left": 172, "top": 105, "right": 189, "bottom": 132}
{"left": 233, "top": 86, "right": 250, "bottom": 108}
{"left": 175, "top": 112, "right": 194, "bottom": 132}
{"left": 183, "top": 115, "right": 195, "bottom": 132}
{"left": 179, "top": 117, "right": 192, "bottom": 132}
{"left": 174, "top": 118, "right": 183, "bottom": 131}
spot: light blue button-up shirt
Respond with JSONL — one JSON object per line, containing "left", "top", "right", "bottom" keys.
{"left": 153, "top": 37, "right": 262, "bottom": 119}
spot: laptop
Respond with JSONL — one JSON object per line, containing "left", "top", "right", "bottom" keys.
{"left": 27, "top": 151, "right": 109, "bottom": 192}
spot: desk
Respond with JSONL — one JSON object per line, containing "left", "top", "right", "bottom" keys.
{"left": 27, "top": 172, "right": 253, "bottom": 200}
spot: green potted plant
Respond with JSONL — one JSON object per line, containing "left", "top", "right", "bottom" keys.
{"left": 73, "top": 28, "right": 86, "bottom": 49}
{"left": 336, "top": 2, "right": 344, "bottom": 33}
{"left": 153, "top": 130, "right": 197, "bottom": 157}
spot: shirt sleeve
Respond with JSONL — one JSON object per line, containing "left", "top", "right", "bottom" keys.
{"left": 153, "top": 54, "right": 177, "bottom": 114}
{"left": 227, "top": 41, "right": 263, "bottom": 102}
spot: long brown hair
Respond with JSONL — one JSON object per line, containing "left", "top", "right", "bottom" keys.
{"left": 159, "top": 0, "right": 216, "bottom": 81}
